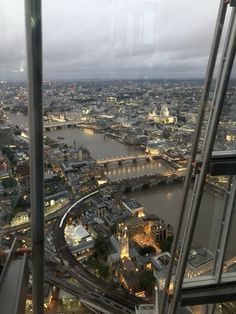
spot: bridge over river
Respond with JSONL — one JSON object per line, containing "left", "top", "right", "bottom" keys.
{"left": 112, "top": 169, "right": 186, "bottom": 193}
{"left": 44, "top": 120, "right": 101, "bottom": 132}
{"left": 96, "top": 154, "right": 155, "bottom": 167}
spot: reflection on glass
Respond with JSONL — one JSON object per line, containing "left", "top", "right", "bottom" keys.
{"left": 222, "top": 182, "right": 236, "bottom": 278}
{"left": 179, "top": 176, "right": 227, "bottom": 281}
{"left": 214, "top": 60, "right": 236, "bottom": 152}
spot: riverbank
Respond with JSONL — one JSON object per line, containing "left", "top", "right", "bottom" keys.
{"left": 7, "top": 112, "right": 233, "bottom": 255}
{"left": 8, "top": 112, "right": 226, "bottom": 199}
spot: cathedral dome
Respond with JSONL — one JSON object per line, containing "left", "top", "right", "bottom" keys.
{"left": 160, "top": 104, "right": 169, "bottom": 117}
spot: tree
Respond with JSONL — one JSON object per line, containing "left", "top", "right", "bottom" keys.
{"left": 14, "top": 129, "right": 21, "bottom": 136}
{"left": 2, "top": 177, "right": 17, "bottom": 189}
{"left": 1, "top": 147, "right": 15, "bottom": 164}
{"left": 86, "top": 256, "right": 109, "bottom": 279}
{"left": 0, "top": 209, "right": 14, "bottom": 225}
{"left": 98, "top": 264, "right": 109, "bottom": 278}
{"left": 139, "top": 245, "right": 156, "bottom": 256}
{"left": 94, "top": 236, "right": 109, "bottom": 257}
{"left": 109, "top": 224, "right": 117, "bottom": 235}
{"left": 139, "top": 270, "right": 155, "bottom": 296}
{"left": 14, "top": 196, "right": 29, "bottom": 209}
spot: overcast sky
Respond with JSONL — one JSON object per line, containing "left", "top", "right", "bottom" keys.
{"left": 0, "top": 0, "right": 223, "bottom": 80}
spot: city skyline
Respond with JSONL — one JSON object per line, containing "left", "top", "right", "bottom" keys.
{"left": 1, "top": 0, "right": 236, "bottom": 310}
{"left": 1, "top": 0, "right": 221, "bottom": 80}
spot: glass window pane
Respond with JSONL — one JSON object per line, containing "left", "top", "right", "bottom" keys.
{"left": 222, "top": 178, "right": 236, "bottom": 280}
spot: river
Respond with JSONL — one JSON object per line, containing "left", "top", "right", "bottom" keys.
{"left": 7, "top": 112, "right": 171, "bottom": 178}
{"left": 7, "top": 113, "right": 235, "bottom": 259}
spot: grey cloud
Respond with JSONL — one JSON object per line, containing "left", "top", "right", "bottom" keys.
{"left": 0, "top": 0, "right": 221, "bottom": 80}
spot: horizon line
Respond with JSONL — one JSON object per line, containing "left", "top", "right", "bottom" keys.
{"left": 0, "top": 77, "right": 208, "bottom": 83}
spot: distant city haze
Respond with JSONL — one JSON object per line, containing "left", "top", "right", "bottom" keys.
{"left": 1, "top": 0, "right": 221, "bottom": 80}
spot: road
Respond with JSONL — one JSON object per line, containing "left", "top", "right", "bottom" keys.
{"left": 2, "top": 189, "right": 148, "bottom": 313}
{"left": 0, "top": 200, "right": 74, "bottom": 235}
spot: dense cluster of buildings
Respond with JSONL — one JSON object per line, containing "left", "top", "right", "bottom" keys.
{"left": 2, "top": 80, "right": 235, "bottom": 161}
{"left": 1, "top": 79, "right": 235, "bottom": 307}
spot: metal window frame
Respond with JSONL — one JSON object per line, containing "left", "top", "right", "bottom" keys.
{"left": 22, "top": 0, "right": 236, "bottom": 313}
{"left": 0, "top": 239, "right": 29, "bottom": 314}
{"left": 25, "top": 1, "right": 44, "bottom": 313}
{"left": 180, "top": 280, "right": 236, "bottom": 306}
{"left": 164, "top": 3, "right": 236, "bottom": 313}
{"left": 213, "top": 176, "right": 236, "bottom": 283}
{"left": 161, "top": 1, "right": 229, "bottom": 312}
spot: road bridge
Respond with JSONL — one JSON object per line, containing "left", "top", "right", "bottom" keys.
{"left": 44, "top": 121, "right": 101, "bottom": 132}
{"left": 96, "top": 154, "right": 157, "bottom": 167}
{"left": 44, "top": 121, "right": 79, "bottom": 131}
